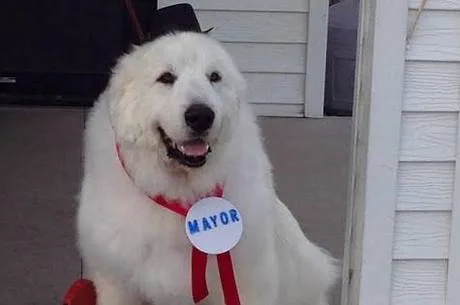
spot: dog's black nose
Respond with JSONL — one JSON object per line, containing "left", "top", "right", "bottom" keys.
{"left": 184, "top": 103, "right": 215, "bottom": 133}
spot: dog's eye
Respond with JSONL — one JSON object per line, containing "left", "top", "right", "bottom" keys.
{"left": 156, "top": 72, "right": 176, "bottom": 85}
{"left": 208, "top": 71, "right": 222, "bottom": 83}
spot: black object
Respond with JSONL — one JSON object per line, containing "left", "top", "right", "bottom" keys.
{"left": 148, "top": 3, "right": 208, "bottom": 41}
{"left": 184, "top": 103, "right": 215, "bottom": 133}
{"left": 0, "top": 1, "right": 208, "bottom": 107}
{"left": 0, "top": 0, "right": 155, "bottom": 107}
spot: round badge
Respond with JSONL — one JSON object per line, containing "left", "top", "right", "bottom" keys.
{"left": 185, "top": 197, "right": 243, "bottom": 255}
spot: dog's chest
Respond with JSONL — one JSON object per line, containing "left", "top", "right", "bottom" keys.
{"left": 126, "top": 211, "right": 227, "bottom": 304}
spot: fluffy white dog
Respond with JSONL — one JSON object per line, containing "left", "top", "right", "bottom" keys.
{"left": 77, "top": 32, "right": 337, "bottom": 305}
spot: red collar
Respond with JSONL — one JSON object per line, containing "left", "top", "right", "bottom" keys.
{"left": 150, "top": 185, "right": 224, "bottom": 216}
{"left": 115, "top": 143, "right": 224, "bottom": 216}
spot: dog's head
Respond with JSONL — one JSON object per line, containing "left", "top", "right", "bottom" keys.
{"left": 106, "top": 32, "right": 245, "bottom": 169}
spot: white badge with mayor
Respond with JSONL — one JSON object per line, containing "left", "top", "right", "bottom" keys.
{"left": 185, "top": 197, "right": 243, "bottom": 254}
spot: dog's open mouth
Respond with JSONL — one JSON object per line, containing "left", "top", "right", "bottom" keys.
{"left": 158, "top": 127, "right": 211, "bottom": 168}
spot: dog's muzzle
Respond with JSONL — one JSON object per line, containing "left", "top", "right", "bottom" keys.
{"left": 158, "top": 127, "right": 212, "bottom": 168}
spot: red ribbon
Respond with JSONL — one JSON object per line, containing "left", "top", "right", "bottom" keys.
{"left": 192, "top": 247, "right": 209, "bottom": 302}
{"left": 217, "top": 251, "right": 241, "bottom": 305}
{"left": 116, "top": 144, "right": 241, "bottom": 305}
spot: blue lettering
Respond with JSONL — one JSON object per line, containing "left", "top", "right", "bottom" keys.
{"left": 209, "top": 215, "right": 218, "bottom": 227}
{"left": 202, "top": 217, "right": 212, "bottom": 231}
{"left": 229, "top": 209, "right": 240, "bottom": 223}
{"left": 188, "top": 220, "right": 200, "bottom": 235}
{"left": 220, "top": 212, "right": 229, "bottom": 225}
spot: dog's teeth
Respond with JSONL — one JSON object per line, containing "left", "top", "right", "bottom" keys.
{"left": 179, "top": 145, "right": 186, "bottom": 153}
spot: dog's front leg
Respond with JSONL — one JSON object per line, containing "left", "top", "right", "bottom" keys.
{"left": 92, "top": 271, "right": 143, "bottom": 305}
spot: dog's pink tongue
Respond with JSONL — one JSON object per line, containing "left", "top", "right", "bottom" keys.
{"left": 181, "top": 141, "right": 208, "bottom": 156}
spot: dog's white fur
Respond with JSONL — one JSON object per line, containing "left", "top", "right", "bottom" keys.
{"left": 77, "top": 32, "right": 337, "bottom": 305}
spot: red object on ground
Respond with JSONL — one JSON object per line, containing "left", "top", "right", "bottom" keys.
{"left": 63, "top": 279, "right": 97, "bottom": 305}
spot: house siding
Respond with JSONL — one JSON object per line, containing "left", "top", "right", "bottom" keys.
{"left": 392, "top": 2, "right": 460, "bottom": 305}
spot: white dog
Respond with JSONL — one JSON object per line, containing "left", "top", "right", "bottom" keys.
{"left": 77, "top": 32, "right": 337, "bottom": 305}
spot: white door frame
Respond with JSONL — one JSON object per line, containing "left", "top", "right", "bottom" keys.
{"left": 304, "top": 0, "right": 329, "bottom": 117}
{"left": 341, "top": 1, "right": 408, "bottom": 305}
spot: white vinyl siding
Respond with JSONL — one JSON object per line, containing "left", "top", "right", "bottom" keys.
{"left": 391, "top": 3, "right": 460, "bottom": 305}
{"left": 392, "top": 260, "right": 448, "bottom": 305}
{"left": 399, "top": 113, "right": 457, "bottom": 162}
{"left": 345, "top": 1, "right": 460, "bottom": 305}
{"left": 406, "top": 10, "right": 460, "bottom": 61}
{"left": 397, "top": 162, "right": 454, "bottom": 211}
{"left": 393, "top": 212, "right": 451, "bottom": 260}
{"left": 403, "top": 62, "right": 460, "bottom": 112}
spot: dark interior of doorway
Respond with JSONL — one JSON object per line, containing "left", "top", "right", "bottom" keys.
{"left": 0, "top": 0, "right": 156, "bottom": 107}
{"left": 324, "top": 0, "right": 359, "bottom": 117}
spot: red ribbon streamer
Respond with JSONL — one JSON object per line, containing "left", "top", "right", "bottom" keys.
{"left": 217, "top": 252, "right": 241, "bottom": 305}
{"left": 192, "top": 247, "right": 209, "bottom": 302}
{"left": 116, "top": 144, "right": 240, "bottom": 304}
